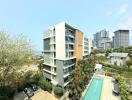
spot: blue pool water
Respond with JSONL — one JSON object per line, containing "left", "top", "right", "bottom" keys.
{"left": 83, "top": 78, "right": 103, "bottom": 100}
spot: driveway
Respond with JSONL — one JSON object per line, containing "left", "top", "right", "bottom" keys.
{"left": 14, "top": 91, "right": 27, "bottom": 100}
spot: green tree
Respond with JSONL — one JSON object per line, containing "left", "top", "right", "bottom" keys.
{"left": 126, "top": 60, "right": 132, "bottom": 68}
{"left": 38, "top": 59, "right": 44, "bottom": 71}
{"left": 0, "top": 31, "right": 34, "bottom": 87}
{"left": 38, "top": 78, "right": 52, "bottom": 92}
{"left": 54, "top": 86, "right": 64, "bottom": 97}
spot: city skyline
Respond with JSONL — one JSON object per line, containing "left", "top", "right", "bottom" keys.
{"left": 0, "top": 0, "right": 132, "bottom": 51}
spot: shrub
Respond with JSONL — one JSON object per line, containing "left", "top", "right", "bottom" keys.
{"left": 105, "top": 72, "right": 113, "bottom": 76}
{"left": 0, "top": 86, "right": 15, "bottom": 99}
{"left": 0, "top": 96, "right": 8, "bottom": 100}
{"left": 116, "top": 76, "right": 129, "bottom": 100}
{"left": 32, "top": 73, "right": 42, "bottom": 85}
{"left": 38, "top": 78, "right": 52, "bottom": 92}
{"left": 54, "top": 86, "right": 64, "bottom": 97}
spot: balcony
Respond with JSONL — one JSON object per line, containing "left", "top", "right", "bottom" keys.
{"left": 63, "top": 67, "right": 73, "bottom": 78}
{"left": 65, "top": 56, "right": 75, "bottom": 60}
{"left": 43, "top": 71, "right": 51, "bottom": 79}
{"left": 50, "top": 38, "right": 56, "bottom": 44}
{"left": 63, "top": 72, "right": 70, "bottom": 78}
{"left": 68, "top": 49, "right": 74, "bottom": 52}
{"left": 63, "top": 63, "right": 74, "bottom": 69}
{"left": 43, "top": 62, "right": 56, "bottom": 67}
{"left": 44, "top": 30, "right": 55, "bottom": 39}
{"left": 43, "top": 69, "right": 56, "bottom": 75}
{"left": 63, "top": 81, "right": 70, "bottom": 87}
{"left": 66, "top": 34, "right": 74, "bottom": 38}
{"left": 50, "top": 42, "right": 55, "bottom": 45}
{"left": 44, "top": 48, "right": 56, "bottom": 52}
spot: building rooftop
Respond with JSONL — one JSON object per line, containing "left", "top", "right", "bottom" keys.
{"left": 114, "top": 29, "right": 129, "bottom": 33}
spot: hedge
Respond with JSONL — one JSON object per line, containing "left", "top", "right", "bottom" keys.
{"left": 105, "top": 64, "right": 132, "bottom": 72}
{"left": 38, "top": 78, "right": 52, "bottom": 92}
{"left": 0, "top": 96, "right": 8, "bottom": 100}
{"left": 0, "top": 86, "right": 15, "bottom": 100}
{"left": 116, "top": 76, "right": 129, "bottom": 100}
{"left": 54, "top": 86, "right": 64, "bottom": 97}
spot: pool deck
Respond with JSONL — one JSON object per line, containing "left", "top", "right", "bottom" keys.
{"left": 81, "top": 75, "right": 104, "bottom": 100}
{"left": 81, "top": 75, "right": 120, "bottom": 100}
{"left": 101, "top": 76, "right": 120, "bottom": 100}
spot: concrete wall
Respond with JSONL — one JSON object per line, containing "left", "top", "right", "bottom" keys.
{"left": 56, "top": 60, "right": 64, "bottom": 87}
{"left": 55, "top": 22, "right": 66, "bottom": 60}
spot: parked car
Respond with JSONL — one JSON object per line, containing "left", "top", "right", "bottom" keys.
{"left": 24, "top": 87, "right": 34, "bottom": 98}
{"left": 31, "top": 84, "right": 38, "bottom": 91}
{"left": 113, "top": 83, "right": 120, "bottom": 95}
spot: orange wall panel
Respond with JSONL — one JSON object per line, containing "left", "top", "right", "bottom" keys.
{"left": 74, "top": 29, "right": 83, "bottom": 65}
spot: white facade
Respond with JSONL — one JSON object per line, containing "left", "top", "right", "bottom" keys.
{"left": 55, "top": 22, "right": 66, "bottom": 59}
{"left": 43, "top": 22, "right": 76, "bottom": 87}
{"left": 88, "top": 38, "right": 93, "bottom": 54}
{"left": 83, "top": 36, "right": 89, "bottom": 57}
{"left": 108, "top": 53, "right": 129, "bottom": 66}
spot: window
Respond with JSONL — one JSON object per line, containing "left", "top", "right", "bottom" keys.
{"left": 54, "top": 52, "right": 56, "bottom": 58}
{"left": 64, "top": 77, "right": 69, "bottom": 83}
{"left": 52, "top": 75, "right": 56, "bottom": 79}
{"left": 54, "top": 68, "right": 56, "bottom": 73}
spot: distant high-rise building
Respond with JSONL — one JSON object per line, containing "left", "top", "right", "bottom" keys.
{"left": 100, "top": 39, "right": 112, "bottom": 50}
{"left": 112, "top": 36, "right": 115, "bottom": 48}
{"left": 94, "top": 29, "right": 111, "bottom": 50}
{"left": 113, "top": 30, "right": 129, "bottom": 48}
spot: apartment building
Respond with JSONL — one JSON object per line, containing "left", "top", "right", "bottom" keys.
{"left": 113, "top": 30, "right": 129, "bottom": 48}
{"left": 43, "top": 22, "right": 88, "bottom": 87}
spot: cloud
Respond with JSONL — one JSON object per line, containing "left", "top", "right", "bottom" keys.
{"left": 117, "top": 4, "right": 128, "bottom": 16}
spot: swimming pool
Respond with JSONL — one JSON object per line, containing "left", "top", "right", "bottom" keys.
{"left": 83, "top": 77, "right": 103, "bottom": 100}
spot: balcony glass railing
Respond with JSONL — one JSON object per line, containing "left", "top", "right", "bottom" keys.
{"left": 64, "top": 61, "right": 74, "bottom": 66}
{"left": 44, "top": 30, "right": 55, "bottom": 39}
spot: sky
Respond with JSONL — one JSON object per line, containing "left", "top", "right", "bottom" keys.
{"left": 0, "top": 0, "right": 132, "bottom": 51}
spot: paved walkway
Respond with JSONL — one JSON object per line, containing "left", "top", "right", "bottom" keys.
{"left": 31, "top": 89, "right": 58, "bottom": 100}
{"left": 101, "top": 76, "right": 120, "bottom": 100}
{"left": 14, "top": 89, "right": 58, "bottom": 100}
